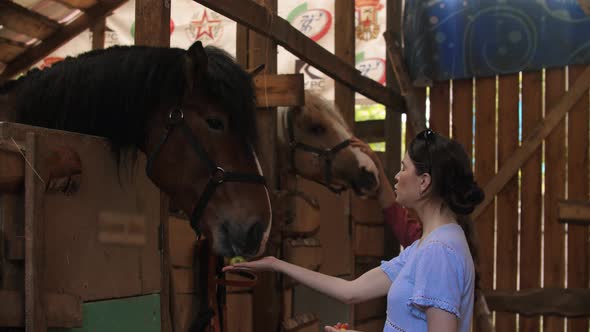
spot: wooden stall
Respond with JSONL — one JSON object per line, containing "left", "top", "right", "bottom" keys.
{"left": 0, "top": 122, "right": 165, "bottom": 331}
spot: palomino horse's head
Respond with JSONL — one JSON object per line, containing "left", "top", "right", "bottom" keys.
{"left": 5, "top": 42, "right": 271, "bottom": 258}
{"left": 278, "top": 92, "right": 380, "bottom": 196}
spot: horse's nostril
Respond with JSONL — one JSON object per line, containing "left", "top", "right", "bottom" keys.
{"left": 358, "top": 167, "right": 377, "bottom": 190}
{"left": 245, "top": 221, "right": 264, "bottom": 255}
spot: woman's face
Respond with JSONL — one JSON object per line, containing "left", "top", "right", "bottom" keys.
{"left": 394, "top": 152, "right": 427, "bottom": 208}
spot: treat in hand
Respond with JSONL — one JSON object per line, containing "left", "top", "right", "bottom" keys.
{"left": 229, "top": 256, "right": 245, "bottom": 265}
{"left": 333, "top": 322, "right": 349, "bottom": 330}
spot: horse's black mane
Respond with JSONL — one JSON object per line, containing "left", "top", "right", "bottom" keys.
{"left": 1, "top": 43, "right": 257, "bottom": 162}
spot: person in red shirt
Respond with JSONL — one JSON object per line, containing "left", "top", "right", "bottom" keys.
{"left": 350, "top": 137, "right": 422, "bottom": 247}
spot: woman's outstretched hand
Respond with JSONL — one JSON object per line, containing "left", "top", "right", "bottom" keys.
{"left": 222, "top": 256, "right": 278, "bottom": 272}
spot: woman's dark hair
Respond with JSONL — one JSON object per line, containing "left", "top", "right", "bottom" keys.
{"left": 408, "top": 129, "right": 484, "bottom": 299}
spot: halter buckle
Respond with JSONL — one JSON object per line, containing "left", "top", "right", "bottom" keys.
{"left": 168, "top": 109, "right": 184, "bottom": 125}
{"left": 211, "top": 167, "right": 226, "bottom": 184}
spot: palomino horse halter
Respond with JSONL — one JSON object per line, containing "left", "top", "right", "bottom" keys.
{"left": 146, "top": 108, "right": 267, "bottom": 236}
{"left": 285, "top": 108, "right": 351, "bottom": 194}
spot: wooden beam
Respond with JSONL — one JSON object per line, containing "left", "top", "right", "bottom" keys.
{"left": 485, "top": 288, "right": 590, "bottom": 317}
{"left": 0, "top": 37, "right": 26, "bottom": 63}
{"left": 334, "top": 0, "right": 355, "bottom": 127}
{"left": 558, "top": 200, "right": 590, "bottom": 225}
{"left": 383, "top": 30, "right": 426, "bottom": 132}
{"left": 135, "top": 0, "right": 170, "bottom": 47}
{"left": 0, "top": 139, "right": 25, "bottom": 193}
{"left": 0, "top": 290, "right": 82, "bottom": 327}
{"left": 355, "top": 120, "right": 385, "bottom": 143}
{"left": 91, "top": 17, "right": 106, "bottom": 50}
{"left": 54, "top": 0, "right": 97, "bottom": 10}
{"left": 0, "top": 0, "right": 127, "bottom": 82}
{"left": 24, "top": 132, "right": 46, "bottom": 332}
{"left": 253, "top": 74, "right": 304, "bottom": 107}
{"left": 194, "top": 0, "right": 404, "bottom": 110}
{"left": 472, "top": 65, "right": 590, "bottom": 219}
{"left": 0, "top": 1, "right": 59, "bottom": 39}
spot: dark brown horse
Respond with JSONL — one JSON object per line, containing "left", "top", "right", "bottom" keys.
{"left": 0, "top": 41, "right": 271, "bottom": 259}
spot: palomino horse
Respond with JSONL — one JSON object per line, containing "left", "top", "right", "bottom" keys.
{"left": 0, "top": 41, "right": 271, "bottom": 259}
{"left": 278, "top": 91, "right": 380, "bottom": 195}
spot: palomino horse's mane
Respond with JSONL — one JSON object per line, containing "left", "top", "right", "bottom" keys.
{"left": 299, "top": 91, "right": 351, "bottom": 131}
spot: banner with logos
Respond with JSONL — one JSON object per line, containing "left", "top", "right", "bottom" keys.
{"left": 35, "top": 0, "right": 388, "bottom": 103}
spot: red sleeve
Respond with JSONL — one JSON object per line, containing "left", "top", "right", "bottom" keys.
{"left": 382, "top": 203, "right": 423, "bottom": 248}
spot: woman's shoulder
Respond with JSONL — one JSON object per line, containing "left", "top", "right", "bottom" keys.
{"left": 422, "top": 225, "right": 471, "bottom": 259}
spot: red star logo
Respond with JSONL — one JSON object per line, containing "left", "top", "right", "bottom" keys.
{"left": 192, "top": 10, "right": 221, "bottom": 40}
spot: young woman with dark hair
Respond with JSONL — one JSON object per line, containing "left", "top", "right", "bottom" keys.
{"left": 224, "top": 130, "right": 484, "bottom": 332}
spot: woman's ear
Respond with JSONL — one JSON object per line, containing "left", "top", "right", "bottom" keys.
{"left": 419, "top": 173, "right": 432, "bottom": 196}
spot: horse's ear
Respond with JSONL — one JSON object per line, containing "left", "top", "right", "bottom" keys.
{"left": 246, "top": 64, "right": 265, "bottom": 77}
{"left": 185, "top": 41, "right": 208, "bottom": 90}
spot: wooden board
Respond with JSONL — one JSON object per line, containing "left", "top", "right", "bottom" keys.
{"left": 451, "top": 79, "right": 473, "bottom": 161}
{"left": 134, "top": 0, "right": 170, "bottom": 47}
{"left": 405, "top": 88, "right": 426, "bottom": 141}
{"left": 485, "top": 288, "right": 590, "bottom": 317}
{"left": 0, "top": 290, "right": 82, "bottom": 328}
{"left": 558, "top": 200, "right": 590, "bottom": 224}
{"left": 24, "top": 132, "right": 46, "bottom": 332}
{"left": 474, "top": 76, "right": 496, "bottom": 297}
{"left": 168, "top": 216, "right": 198, "bottom": 268}
{"left": 0, "top": 1, "right": 58, "bottom": 39}
{"left": 0, "top": 1, "right": 127, "bottom": 82}
{"left": 559, "top": 68, "right": 590, "bottom": 331}
{"left": 226, "top": 292, "right": 253, "bottom": 332}
{"left": 544, "top": 68, "right": 566, "bottom": 332}
{"left": 566, "top": 65, "right": 590, "bottom": 331}
{"left": 354, "top": 224, "right": 385, "bottom": 258}
{"left": 0, "top": 37, "right": 26, "bottom": 64}
{"left": 429, "top": 81, "right": 450, "bottom": 136}
{"left": 243, "top": 2, "right": 281, "bottom": 330}
{"left": 350, "top": 195, "right": 383, "bottom": 224}
{"left": 472, "top": 65, "right": 590, "bottom": 219}
{"left": 519, "top": 70, "right": 543, "bottom": 331}
{"left": 495, "top": 73, "right": 519, "bottom": 331}
{"left": 355, "top": 120, "right": 384, "bottom": 143}
{"left": 254, "top": 74, "right": 304, "bottom": 108}
{"left": 296, "top": 178, "right": 351, "bottom": 277}
{"left": 0, "top": 123, "right": 161, "bottom": 301}
{"left": 49, "top": 294, "right": 161, "bottom": 332}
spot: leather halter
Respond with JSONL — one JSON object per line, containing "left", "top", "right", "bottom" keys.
{"left": 286, "top": 108, "right": 350, "bottom": 194}
{"left": 192, "top": 238, "right": 258, "bottom": 332}
{"left": 146, "top": 109, "right": 267, "bottom": 236}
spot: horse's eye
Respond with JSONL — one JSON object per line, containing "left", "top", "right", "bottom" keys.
{"left": 309, "top": 124, "right": 325, "bottom": 135}
{"left": 206, "top": 118, "right": 225, "bottom": 131}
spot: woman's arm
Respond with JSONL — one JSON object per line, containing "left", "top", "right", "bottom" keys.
{"left": 223, "top": 258, "right": 392, "bottom": 304}
{"left": 426, "top": 307, "right": 459, "bottom": 332}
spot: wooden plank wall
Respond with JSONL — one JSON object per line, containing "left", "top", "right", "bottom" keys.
{"left": 566, "top": 65, "right": 589, "bottom": 332}
{"left": 425, "top": 66, "right": 590, "bottom": 332}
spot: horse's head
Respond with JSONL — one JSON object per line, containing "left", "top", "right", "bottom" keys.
{"left": 278, "top": 91, "right": 380, "bottom": 196}
{"left": 143, "top": 42, "right": 271, "bottom": 258}
{"left": 7, "top": 42, "right": 270, "bottom": 258}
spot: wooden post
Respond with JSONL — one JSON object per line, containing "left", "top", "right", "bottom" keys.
{"left": 91, "top": 18, "right": 105, "bottom": 50}
{"left": 24, "top": 132, "right": 46, "bottom": 332}
{"left": 133, "top": 2, "right": 171, "bottom": 331}
{"left": 242, "top": 1, "right": 280, "bottom": 331}
{"left": 134, "top": 0, "right": 170, "bottom": 47}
